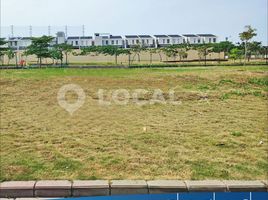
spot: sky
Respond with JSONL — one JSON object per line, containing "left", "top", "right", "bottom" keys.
{"left": 0, "top": 0, "right": 267, "bottom": 44}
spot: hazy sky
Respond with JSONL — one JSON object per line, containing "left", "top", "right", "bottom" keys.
{"left": 1, "top": 0, "right": 267, "bottom": 43}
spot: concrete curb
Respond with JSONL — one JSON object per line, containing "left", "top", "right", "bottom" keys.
{"left": 0, "top": 180, "right": 267, "bottom": 198}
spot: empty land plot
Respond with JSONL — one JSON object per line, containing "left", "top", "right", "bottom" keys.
{"left": 0, "top": 66, "right": 267, "bottom": 181}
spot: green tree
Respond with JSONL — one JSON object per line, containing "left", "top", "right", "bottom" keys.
{"left": 5, "top": 49, "right": 15, "bottom": 65}
{"left": 162, "top": 45, "right": 179, "bottom": 61}
{"left": 81, "top": 46, "right": 129, "bottom": 65}
{"left": 49, "top": 47, "right": 63, "bottom": 66}
{"left": 193, "top": 44, "right": 212, "bottom": 66}
{"left": 212, "top": 41, "right": 234, "bottom": 62}
{"left": 229, "top": 48, "right": 243, "bottom": 64}
{"left": 247, "top": 41, "right": 262, "bottom": 61}
{"left": 0, "top": 38, "right": 8, "bottom": 65}
{"left": 131, "top": 44, "right": 145, "bottom": 63}
{"left": 57, "top": 43, "right": 73, "bottom": 65}
{"left": 24, "top": 36, "right": 54, "bottom": 68}
{"left": 239, "top": 25, "right": 257, "bottom": 65}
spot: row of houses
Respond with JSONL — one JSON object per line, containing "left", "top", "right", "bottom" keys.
{"left": 2, "top": 32, "right": 218, "bottom": 50}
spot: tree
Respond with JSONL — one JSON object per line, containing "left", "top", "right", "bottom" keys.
{"left": 193, "top": 44, "right": 212, "bottom": 66}
{"left": 49, "top": 47, "right": 63, "bottom": 66}
{"left": 162, "top": 45, "right": 179, "bottom": 61}
{"left": 57, "top": 43, "right": 73, "bottom": 65}
{"left": 24, "top": 36, "right": 54, "bottom": 68}
{"left": 247, "top": 41, "right": 262, "bottom": 61}
{"left": 0, "top": 38, "right": 8, "bottom": 65}
{"left": 80, "top": 46, "right": 129, "bottom": 65}
{"left": 131, "top": 44, "right": 144, "bottom": 63}
{"left": 229, "top": 48, "right": 243, "bottom": 64}
{"left": 5, "top": 49, "right": 15, "bottom": 65}
{"left": 212, "top": 41, "right": 234, "bottom": 63}
{"left": 239, "top": 25, "right": 257, "bottom": 65}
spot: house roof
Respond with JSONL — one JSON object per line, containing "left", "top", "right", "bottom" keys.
{"left": 125, "top": 35, "right": 139, "bottom": 38}
{"left": 67, "top": 36, "right": 92, "bottom": 39}
{"left": 197, "top": 34, "right": 216, "bottom": 37}
{"left": 110, "top": 36, "right": 122, "bottom": 39}
{"left": 183, "top": 34, "right": 198, "bottom": 37}
{"left": 168, "top": 35, "right": 181, "bottom": 38}
{"left": 138, "top": 35, "right": 152, "bottom": 38}
{"left": 154, "top": 35, "right": 168, "bottom": 38}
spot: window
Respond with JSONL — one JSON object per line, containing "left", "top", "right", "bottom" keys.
{"left": 198, "top": 39, "right": 201, "bottom": 43}
{"left": 106, "top": 40, "right": 108, "bottom": 45}
{"left": 116, "top": 40, "right": 118, "bottom": 45}
{"left": 167, "top": 39, "right": 170, "bottom": 44}
{"left": 75, "top": 41, "right": 79, "bottom": 46}
{"left": 213, "top": 38, "right": 216, "bottom": 43}
{"left": 132, "top": 40, "right": 134, "bottom": 44}
{"left": 209, "top": 38, "right": 212, "bottom": 43}
{"left": 111, "top": 40, "right": 114, "bottom": 45}
{"left": 163, "top": 39, "right": 165, "bottom": 44}
{"left": 147, "top": 39, "right": 149, "bottom": 44}
{"left": 142, "top": 39, "right": 145, "bottom": 44}
{"left": 136, "top": 40, "right": 139, "bottom": 44}
{"left": 194, "top": 39, "right": 196, "bottom": 43}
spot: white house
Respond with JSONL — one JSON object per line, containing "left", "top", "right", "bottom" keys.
{"left": 138, "top": 35, "right": 155, "bottom": 48}
{"left": 8, "top": 37, "right": 32, "bottom": 50}
{"left": 197, "top": 34, "right": 217, "bottom": 43}
{"left": 182, "top": 34, "right": 201, "bottom": 44}
{"left": 168, "top": 35, "right": 183, "bottom": 45}
{"left": 67, "top": 36, "right": 93, "bottom": 48}
{"left": 94, "top": 33, "right": 124, "bottom": 47}
{"left": 125, "top": 35, "right": 140, "bottom": 48}
{"left": 154, "top": 35, "right": 172, "bottom": 47}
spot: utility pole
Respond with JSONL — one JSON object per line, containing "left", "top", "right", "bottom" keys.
{"left": 11, "top": 25, "right": 14, "bottom": 37}
{"left": 65, "top": 25, "right": 68, "bottom": 38}
{"left": 29, "top": 25, "right": 32, "bottom": 37}
{"left": 48, "top": 25, "right": 51, "bottom": 36}
{"left": 82, "top": 25, "right": 85, "bottom": 37}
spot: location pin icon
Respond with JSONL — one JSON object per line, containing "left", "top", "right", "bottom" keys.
{"left": 57, "top": 84, "right": 86, "bottom": 115}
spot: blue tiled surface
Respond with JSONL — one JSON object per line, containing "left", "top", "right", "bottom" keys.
{"left": 57, "top": 192, "right": 268, "bottom": 200}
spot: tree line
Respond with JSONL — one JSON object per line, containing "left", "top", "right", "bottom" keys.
{"left": 0, "top": 25, "right": 266, "bottom": 67}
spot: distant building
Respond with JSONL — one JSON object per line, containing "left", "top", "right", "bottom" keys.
{"left": 8, "top": 37, "right": 32, "bottom": 50}
{"left": 182, "top": 34, "right": 200, "bottom": 44}
{"left": 56, "top": 32, "right": 66, "bottom": 44}
{"left": 125, "top": 35, "right": 140, "bottom": 48}
{"left": 94, "top": 33, "right": 124, "bottom": 47}
{"left": 154, "top": 35, "right": 172, "bottom": 47}
{"left": 138, "top": 35, "right": 155, "bottom": 48}
{"left": 168, "top": 35, "right": 183, "bottom": 45}
{"left": 3, "top": 32, "right": 219, "bottom": 50}
{"left": 67, "top": 36, "right": 93, "bottom": 49}
{"left": 197, "top": 34, "right": 217, "bottom": 43}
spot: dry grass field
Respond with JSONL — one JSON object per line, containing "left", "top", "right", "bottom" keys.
{"left": 0, "top": 66, "right": 267, "bottom": 181}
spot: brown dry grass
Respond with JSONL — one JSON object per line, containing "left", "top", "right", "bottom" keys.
{"left": 0, "top": 66, "right": 267, "bottom": 181}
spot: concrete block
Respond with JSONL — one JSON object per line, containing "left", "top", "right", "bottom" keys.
{"left": 223, "top": 180, "right": 267, "bottom": 192}
{"left": 147, "top": 180, "right": 187, "bottom": 194}
{"left": 185, "top": 180, "right": 227, "bottom": 192}
{"left": 261, "top": 180, "right": 268, "bottom": 191}
{"left": 0, "top": 181, "right": 35, "bottom": 198}
{"left": 34, "top": 180, "right": 71, "bottom": 197}
{"left": 72, "top": 180, "right": 109, "bottom": 197}
{"left": 111, "top": 180, "right": 148, "bottom": 195}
